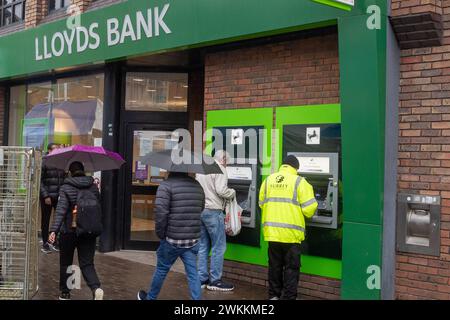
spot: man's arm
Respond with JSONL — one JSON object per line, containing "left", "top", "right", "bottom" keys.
{"left": 50, "top": 188, "right": 69, "bottom": 234}
{"left": 259, "top": 179, "right": 267, "bottom": 208}
{"left": 214, "top": 173, "right": 235, "bottom": 200}
{"left": 40, "top": 165, "right": 49, "bottom": 199}
{"left": 155, "top": 182, "right": 171, "bottom": 240}
{"left": 297, "top": 179, "right": 318, "bottom": 219}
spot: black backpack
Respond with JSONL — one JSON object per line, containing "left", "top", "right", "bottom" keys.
{"left": 75, "top": 188, "right": 103, "bottom": 237}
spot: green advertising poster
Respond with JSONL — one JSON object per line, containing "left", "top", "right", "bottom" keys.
{"left": 21, "top": 118, "right": 49, "bottom": 151}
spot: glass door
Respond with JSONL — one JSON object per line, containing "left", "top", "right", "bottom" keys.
{"left": 123, "top": 124, "right": 179, "bottom": 249}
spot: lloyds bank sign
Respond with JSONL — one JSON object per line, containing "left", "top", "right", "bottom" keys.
{"left": 0, "top": 0, "right": 364, "bottom": 80}
{"left": 34, "top": 3, "right": 172, "bottom": 61}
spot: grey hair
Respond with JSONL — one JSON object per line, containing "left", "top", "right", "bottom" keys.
{"left": 214, "top": 150, "right": 231, "bottom": 164}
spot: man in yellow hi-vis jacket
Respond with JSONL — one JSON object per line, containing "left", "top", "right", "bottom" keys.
{"left": 259, "top": 155, "right": 318, "bottom": 300}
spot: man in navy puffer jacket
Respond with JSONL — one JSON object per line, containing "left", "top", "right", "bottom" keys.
{"left": 138, "top": 171, "right": 205, "bottom": 300}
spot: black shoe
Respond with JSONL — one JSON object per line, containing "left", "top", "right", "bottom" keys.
{"left": 41, "top": 244, "right": 52, "bottom": 254}
{"left": 201, "top": 280, "right": 209, "bottom": 289}
{"left": 207, "top": 280, "right": 234, "bottom": 292}
{"left": 58, "top": 292, "right": 71, "bottom": 300}
{"left": 137, "top": 290, "right": 147, "bottom": 300}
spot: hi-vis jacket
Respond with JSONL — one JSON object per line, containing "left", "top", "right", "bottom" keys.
{"left": 259, "top": 165, "right": 318, "bottom": 244}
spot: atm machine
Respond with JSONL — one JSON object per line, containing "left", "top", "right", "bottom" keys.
{"left": 226, "top": 159, "right": 258, "bottom": 229}
{"left": 282, "top": 123, "right": 342, "bottom": 259}
{"left": 212, "top": 126, "right": 263, "bottom": 247}
{"left": 288, "top": 152, "right": 339, "bottom": 229}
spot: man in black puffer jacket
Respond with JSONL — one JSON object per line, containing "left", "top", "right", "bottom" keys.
{"left": 40, "top": 143, "right": 66, "bottom": 253}
{"left": 137, "top": 172, "right": 205, "bottom": 300}
{"left": 48, "top": 161, "right": 104, "bottom": 301}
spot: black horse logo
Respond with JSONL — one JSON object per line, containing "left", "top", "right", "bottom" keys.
{"left": 232, "top": 131, "right": 242, "bottom": 144}
{"left": 307, "top": 130, "right": 318, "bottom": 142}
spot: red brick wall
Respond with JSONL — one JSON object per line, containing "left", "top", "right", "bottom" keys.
{"left": 391, "top": 0, "right": 443, "bottom": 16}
{"left": 71, "top": 0, "right": 92, "bottom": 13}
{"left": 204, "top": 30, "right": 340, "bottom": 299}
{"left": 25, "top": 0, "right": 48, "bottom": 28}
{"left": 396, "top": 2, "right": 450, "bottom": 301}
{"left": 204, "top": 32, "right": 340, "bottom": 112}
{"left": 222, "top": 260, "right": 340, "bottom": 300}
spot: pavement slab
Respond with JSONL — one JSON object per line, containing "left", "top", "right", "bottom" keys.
{"left": 33, "top": 249, "right": 268, "bottom": 300}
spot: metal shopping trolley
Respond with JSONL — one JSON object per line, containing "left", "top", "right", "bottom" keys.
{"left": 0, "top": 147, "right": 42, "bottom": 300}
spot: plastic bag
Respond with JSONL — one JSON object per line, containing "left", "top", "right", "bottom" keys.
{"left": 224, "top": 198, "right": 242, "bottom": 236}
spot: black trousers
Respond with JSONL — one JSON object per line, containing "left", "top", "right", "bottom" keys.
{"left": 40, "top": 197, "right": 57, "bottom": 244}
{"left": 268, "top": 242, "right": 301, "bottom": 300}
{"left": 59, "top": 233, "right": 101, "bottom": 293}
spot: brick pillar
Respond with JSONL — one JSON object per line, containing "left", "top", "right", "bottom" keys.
{"left": 25, "top": 0, "right": 48, "bottom": 28}
{"left": 391, "top": 0, "right": 443, "bottom": 16}
{"left": 0, "top": 87, "right": 5, "bottom": 145}
{"left": 391, "top": 0, "right": 443, "bottom": 49}
{"left": 71, "top": 0, "right": 93, "bottom": 13}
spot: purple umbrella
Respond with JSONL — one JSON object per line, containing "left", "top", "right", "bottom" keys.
{"left": 43, "top": 145, "right": 125, "bottom": 172}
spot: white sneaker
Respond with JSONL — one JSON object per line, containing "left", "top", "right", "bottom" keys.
{"left": 94, "top": 288, "right": 104, "bottom": 300}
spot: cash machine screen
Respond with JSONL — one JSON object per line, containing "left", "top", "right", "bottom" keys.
{"left": 298, "top": 156, "right": 330, "bottom": 174}
{"left": 291, "top": 152, "right": 339, "bottom": 229}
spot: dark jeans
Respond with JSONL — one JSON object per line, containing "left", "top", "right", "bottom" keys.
{"left": 40, "top": 197, "right": 57, "bottom": 244}
{"left": 268, "top": 242, "right": 302, "bottom": 300}
{"left": 59, "top": 233, "right": 101, "bottom": 294}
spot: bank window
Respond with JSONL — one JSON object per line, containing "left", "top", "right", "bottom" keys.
{"left": 0, "top": 0, "right": 26, "bottom": 27}
{"left": 125, "top": 72, "right": 188, "bottom": 112}
{"left": 48, "top": 0, "right": 69, "bottom": 12}
{"left": 8, "top": 74, "right": 105, "bottom": 150}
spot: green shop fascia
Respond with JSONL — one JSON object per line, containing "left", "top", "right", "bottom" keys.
{"left": 0, "top": 0, "right": 399, "bottom": 300}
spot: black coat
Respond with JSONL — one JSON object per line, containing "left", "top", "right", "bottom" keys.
{"left": 50, "top": 176, "right": 100, "bottom": 234}
{"left": 155, "top": 173, "right": 205, "bottom": 241}
{"left": 40, "top": 162, "right": 66, "bottom": 200}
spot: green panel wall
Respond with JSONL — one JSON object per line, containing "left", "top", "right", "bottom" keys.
{"left": 338, "top": 7, "right": 389, "bottom": 300}
{"left": 341, "top": 222, "right": 383, "bottom": 299}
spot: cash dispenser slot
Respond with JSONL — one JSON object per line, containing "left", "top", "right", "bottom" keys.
{"left": 226, "top": 160, "right": 258, "bottom": 229}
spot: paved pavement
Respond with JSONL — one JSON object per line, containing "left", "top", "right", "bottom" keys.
{"left": 33, "top": 249, "right": 268, "bottom": 300}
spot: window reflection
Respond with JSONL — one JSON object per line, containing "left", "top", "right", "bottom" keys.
{"left": 130, "top": 130, "right": 178, "bottom": 242}
{"left": 125, "top": 72, "right": 188, "bottom": 112}
{"left": 53, "top": 75, "right": 104, "bottom": 146}
{"left": 132, "top": 130, "right": 178, "bottom": 186}
{"left": 8, "top": 74, "right": 105, "bottom": 150}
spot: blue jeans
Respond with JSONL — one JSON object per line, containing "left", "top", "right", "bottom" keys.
{"left": 147, "top": 240, "right": 201, "bottom": 300}
{"left": 198, "top": 209, "right": 226, "bottom": 284}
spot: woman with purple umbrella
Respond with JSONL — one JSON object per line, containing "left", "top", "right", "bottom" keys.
{"left": 45, "top": 145, "right": 125, "bottom": 300}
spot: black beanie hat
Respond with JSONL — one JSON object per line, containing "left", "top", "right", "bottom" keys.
{"left": 282, "top": 155, "right": 299, "bottom": 170}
